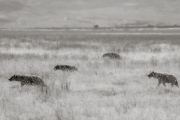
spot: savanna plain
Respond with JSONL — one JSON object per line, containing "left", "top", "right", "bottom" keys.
{"left": 1, "top": 29, "right": 180, "bottom": 120}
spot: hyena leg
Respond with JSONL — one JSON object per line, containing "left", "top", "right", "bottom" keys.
{"left": 61, "top": 84, "right": 64, "bottom": 90}
{"left": 163, "top": 81, "right": 166, "bottom": 87}
{"left": 42, "top": 86, "right": 48, "bottom": 94}
{"left": 171, "top": 83, "right": 174, "bottom": 87}
{"left": 20, "top": 83, "right": 24, "bottom": 92}
{"left": 157, "top": 79, "right": 161, "bottom": 87}
{"left": 21, "top": 82, "right": 24, "bottom": 87}
{"left": 40, "top": 86, "right": 44, "bottom": 93}
{"left": 45, "top": 86, "right": 48, "bottom": 94}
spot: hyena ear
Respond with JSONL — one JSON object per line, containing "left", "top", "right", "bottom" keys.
{"left": 14, "top": 75, "right": 17, "bottom": 78}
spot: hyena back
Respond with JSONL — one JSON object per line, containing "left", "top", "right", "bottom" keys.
{"left": 102, "top": 53, "right": 121, "bottom": 59}
{"left": 147, "top": 71, "right": 179, "bottom": 87}
{"left": 54, "top": 65, "right": 78, "bottom": 71}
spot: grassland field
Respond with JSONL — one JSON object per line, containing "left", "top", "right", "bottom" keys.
{"left": 1, "top": 29, "right": 180, "bottom": 120}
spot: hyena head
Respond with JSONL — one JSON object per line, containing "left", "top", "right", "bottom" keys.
{"left": 54, "top": 65, "right": 59, "bottom": 70}
{"left": 175, "top": 81, "right": 179, "bottom": 87}
{"left": 72, "top": 66, "right": 78, "bottom": 71}
{"left": 147, "top": 71, "right": 155, "bottom": 78}
{"left": 9, "top": 75, "right": 18, "bottom": 81}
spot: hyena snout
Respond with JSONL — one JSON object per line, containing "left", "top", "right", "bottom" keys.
{"left": 147, "top": 75, "right": 151, "bottom": 78}
{"left": 9, "top": 75, "right": 16, "bottom": 81}
{"left": 54, "top": 66, "right": 58, "bottom": 70}
{"left": 175, "top": 81, "right": 179, "bottom": 87}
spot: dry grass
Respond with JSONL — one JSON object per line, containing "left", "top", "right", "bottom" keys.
{"left": 0, "top": 30, "right": 180, "bottom": 120}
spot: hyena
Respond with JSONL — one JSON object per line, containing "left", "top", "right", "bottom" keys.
{"left": 147, "top": 71, "right": 179, "bottom": 87}
{"left": 102, "top": 53, "right": 121, "bottom": 59}
{"left": 9, "top": 75, "right": 48, "bottom": 93}
{"left": 54, "top": 65, "right": 78, "bottom": 72}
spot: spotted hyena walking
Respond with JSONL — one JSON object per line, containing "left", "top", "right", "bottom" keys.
{"left": 102, "top": 53, "right": 121, "bottom": 59}
{"left": 9, "top": 75, "right": 48, "bottom": 93}
{"left": 54, "top": 65, "right": 78, "bottom": 72}
{"left": 147, "top": 71, "right": 179, "bottom": 87}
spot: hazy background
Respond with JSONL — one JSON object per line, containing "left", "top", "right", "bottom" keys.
{"left": 0, "top": 0, "right": 180, "bottom": 28}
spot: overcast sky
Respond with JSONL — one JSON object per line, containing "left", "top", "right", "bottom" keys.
{"left": 0, "top": 0, "right": 179, "bottom": 28}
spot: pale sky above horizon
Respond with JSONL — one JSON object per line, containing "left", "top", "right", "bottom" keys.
{"left": 0, "top": 0, "right": 179, "bottom": 28}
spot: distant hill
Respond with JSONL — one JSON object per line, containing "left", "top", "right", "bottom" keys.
{"left": 0, "top": 0, "right": 180, "bottom": 28}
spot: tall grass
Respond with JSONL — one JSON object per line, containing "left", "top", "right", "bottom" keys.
{"left": 0, "top": 30, "right": 180, "bottom": 120}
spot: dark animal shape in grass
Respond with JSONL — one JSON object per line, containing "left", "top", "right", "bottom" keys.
{"left": 147, "top": 71, "right": 179, "bottom": 88}
{"left": 102, "top": 53, "right": 121, "bottom": 59}
{"left": 54, "top": 65, "right": 78, "bottom": 72}
{"left": 9, "top": 75, "right": 48, "bottom": 93}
